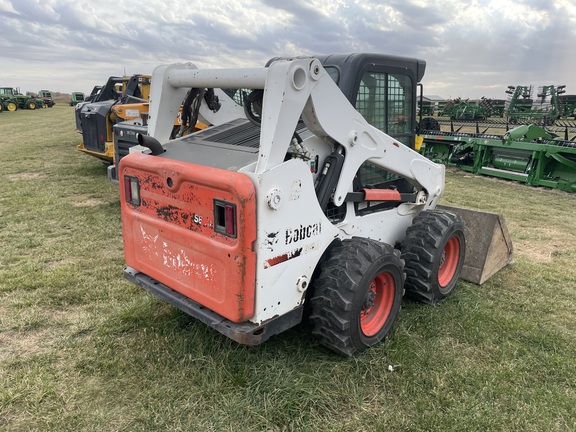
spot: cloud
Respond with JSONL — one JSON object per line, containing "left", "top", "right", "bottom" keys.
{"left": 0, "top": 0, "right": 574, "bottom": 98}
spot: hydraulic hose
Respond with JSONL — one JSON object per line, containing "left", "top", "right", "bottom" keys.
{"left": 137, "top": 134, "right": 164, "bottom": 156}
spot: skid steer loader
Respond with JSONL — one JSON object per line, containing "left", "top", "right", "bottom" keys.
{"left": 119, "top": 54, "right": 512, "bottom": 356}
{"left": 76, "top": 75, "right": 152, "bottom": 163}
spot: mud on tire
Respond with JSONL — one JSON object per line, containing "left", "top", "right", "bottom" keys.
{"left": 309, "top": 237, "right": 405, "bottom": 357}
{"left": 401, "top": 210, "right": 465, "bottom": 304}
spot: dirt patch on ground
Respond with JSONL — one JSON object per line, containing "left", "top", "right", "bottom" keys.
{"left": 45, "top": 257, "right": 79, "bottom": 270}
{"left": 0, "top": 330, "right": 55, "bottom": 361}
{"left": 514, "top": 241, "right": 559, "bottom": 263}
{"left": 6, "top": 172, "right": 45, "bottom": 181}
{"left": 66, "top": 194, "right": 107, "bottom": 207}
{"left": 512, "top": 225, "right": 575, "bottom": 263}
{"left": 0, "top": 306, "right": 93, "bottom": 362}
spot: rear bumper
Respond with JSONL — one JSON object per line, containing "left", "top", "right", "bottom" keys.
{"left": 124, "top": 266, "right": 303, "bottom": 346}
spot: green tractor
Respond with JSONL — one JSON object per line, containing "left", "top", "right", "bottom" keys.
{"left": 0, "top": 90, "right": 18, "bottom": 111}
{"left": 0, "top": 87, "right": 44, "bottom": 110}
{"left": 1, "top": 99, "right": 18, "bottom": 111}
{"left": 558, "top": 94, "right": 576, "bottom": 118}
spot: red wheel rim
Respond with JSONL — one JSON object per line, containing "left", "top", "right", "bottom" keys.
{"left": 360, "top": 272, "right": 395, "bottom": 337}
{"left": 438, "top": 236, "right": 460, "bottom": 287}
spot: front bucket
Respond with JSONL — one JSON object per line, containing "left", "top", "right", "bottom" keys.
{"left": 439, "top": 205, "right": 513, "bottom": 285}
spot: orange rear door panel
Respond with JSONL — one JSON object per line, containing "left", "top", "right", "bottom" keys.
{"left": 120, "top": 153, "right": 257, "bottom": 322}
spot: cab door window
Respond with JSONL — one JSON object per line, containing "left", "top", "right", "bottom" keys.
{"left": 355, "top": 72, "right": 413, "bottom": 146}
{"left": 354, "top": 72, "right": 414, "bottom": 194}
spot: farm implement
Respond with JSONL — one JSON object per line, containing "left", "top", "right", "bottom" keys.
{"left": 504, "top": 84, "right": 565, "bottom": 126}
{"left": 37, "top": 90, "right": 55, "bottom": 107}
{"left": 419, "top": 122, "right": 576, "bottom": 192}
{"left": 429, "top": 117, "right": 576, "bottom": 135}
{"left": 70, "top": 92, "right": 85, "bottom": 106}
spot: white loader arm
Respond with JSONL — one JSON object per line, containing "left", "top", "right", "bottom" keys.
{"left": 147, "top": 57, "right": 444, "bottom": 205}
{"left": 147, "top": 63, "right": 250, "bottom": 142}
{"left": 258, "top": 58, "right": 444, "bottom": 207}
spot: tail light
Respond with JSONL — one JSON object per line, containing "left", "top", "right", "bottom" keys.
{"left": 214, "top": 200, "right": 236, "bottom": 238}
{"left": 124, "top": 175, "right": 140, "bottom": 206}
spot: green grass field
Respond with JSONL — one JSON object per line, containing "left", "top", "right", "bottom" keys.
{"left": 1, "top": 106, "right": 575, "bottom": 431}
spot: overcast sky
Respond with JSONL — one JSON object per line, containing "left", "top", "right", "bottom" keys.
{"left": 0, "top": 0, "right": 574, "bottom": 99}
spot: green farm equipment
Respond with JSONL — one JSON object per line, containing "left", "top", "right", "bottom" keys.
{"left": 0, "top": 97, "right": 18, "bottom": 112}
{"left": 558, "top": 94, "right": 576, "bottom": 118}
{"left": 0, "top": 87, "right": 44, "bottom": 110}
{"left": 505, "top": 85, "right": 564, "bottom": 125}
{"left": 37, "top": 90, "right": 55, "bottom": 107}
{"left": 439, "top": 98, "right": 504, "bottom": 120}
{"left": 447, "top": 98, "right": 491, "bottom": 120}
{"left": 439, "top": 99, "right": 455, "bottom": 116}
{"left": 70, "top": 92, "right": 85, "bottom": 106}
{"left": 0, "top": 89, "right": 18, "bottom": 111}
{"left": 480, "top": 98, "right": 506, "bottom": 117}
{"left": 420, "top": 100, "right": 435, "bottom": 115}
{"left": 418, "top": 121, "right": 576, "bottom": 192}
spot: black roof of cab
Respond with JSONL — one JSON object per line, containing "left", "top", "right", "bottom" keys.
{"left": 267, "top": 53, "right": 425, "bottom": 105}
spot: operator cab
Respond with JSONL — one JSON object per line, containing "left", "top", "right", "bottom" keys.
{"left": 316, "top": 53, "right": 425, "bottom": 149}
{"left": 315, "top": 54, "right": 426, "bottom": 220}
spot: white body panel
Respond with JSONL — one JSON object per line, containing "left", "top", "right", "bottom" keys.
{"left": 242, "top": 159, "right": 340, "bottom": 322}
{"left": 240, "top": 158, "right": 424, "bottom": 323}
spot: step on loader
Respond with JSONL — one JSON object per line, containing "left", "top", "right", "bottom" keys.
{"left": 119, "top": 54, "right": 512, "bottom": 356}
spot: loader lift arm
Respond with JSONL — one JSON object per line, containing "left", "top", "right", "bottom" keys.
{"left": 147, "top": 58, "right": 445, "bottom": 208}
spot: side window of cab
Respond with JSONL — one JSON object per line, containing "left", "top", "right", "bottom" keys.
{"left": 354, "top": 72, "right": 414, "bottom": 196}
{"left": 355, "top": 72, "right": 413, "bottom": 144}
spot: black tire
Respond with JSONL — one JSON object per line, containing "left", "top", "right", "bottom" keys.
{"left": 419, "top": 117, "right": 440, "bottom": 131}
{"left": 27, "top": 101, "right": 36, "bottom": 110}
{"left": 309, "top": 238, "right": 405, "bottom": 357}
{"left": 401, "top": 210, "right": 465, "bottom": 304}
{"left": 0, "top": 102, "right": 3, "bottom": 113}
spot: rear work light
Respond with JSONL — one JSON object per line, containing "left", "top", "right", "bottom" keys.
{"left": 123, "top": 175, "right": 141, "bottom": 206}
{"left": 214, "top": 200, "right": 237, "bottom": 238}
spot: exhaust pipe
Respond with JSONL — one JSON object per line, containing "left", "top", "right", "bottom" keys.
{"left": 137, "top": 134, "right": 164, "bottom": 155}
